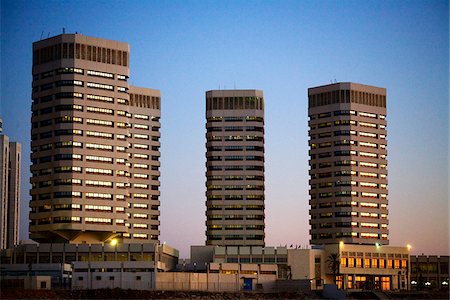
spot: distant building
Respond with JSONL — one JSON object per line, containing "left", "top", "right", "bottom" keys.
{"left": 30, "top": 34, "right": 161, "bottom": 244}
{"left": 0, "top": 242, "right": 179, "bottom": 290}
{"left": 205, "top": 90, "right": 265, "bottom": 246}
{"left": 410, "top": 255, "right": 449, "bottom": 290}
{"left": 190, "top": 243, "right": 410, "bottom": 291}
{"left": 308, "top": 82, "right": 389, "bottom": 245}
{"left": 0, "top": 118, "right": 21, "bottom": 250}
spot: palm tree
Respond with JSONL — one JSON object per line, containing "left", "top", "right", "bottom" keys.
{"left": 327, "top": 253, "right": 340, "bottom": 285}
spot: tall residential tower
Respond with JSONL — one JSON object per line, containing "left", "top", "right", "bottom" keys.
{"left": 0, "top": 119, "right": 22, "bottom": 249}
{"left": 308, "top": 82, "right": 388, "bottom": 245}
{"left": 30, "top": 34, "right": 161, "bottom": 244}
{"left": 205, "top": 90, "right": 265, "bottom": 246}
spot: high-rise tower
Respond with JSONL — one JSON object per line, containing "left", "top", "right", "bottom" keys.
{"left": 308, "top": 82, "right": 388, "bottom": 245}
{"left": 205, "top": 90, "right": 265, "bottom": 246}
{"left": 0, "top": 118, "right": 21, "bottom": 250}
{"left": 30, "top": 34, "right": 161, "bottom": 244}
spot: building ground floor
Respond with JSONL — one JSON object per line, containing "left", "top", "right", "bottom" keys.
{"left": 0, "top": 242, "right": 417, "bottom": 292}
{"left": 191, "top": 243, "right": 412, "bottom": 291}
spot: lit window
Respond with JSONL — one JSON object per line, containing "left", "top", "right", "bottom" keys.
{"left": 134, "top": 203, "right": 148, "bottom": 209}
{"left": 360, "top": 182, "right": 378, "bottom": 188}
{"left": 360, "top": 172, "right": 378, "bottom": 178}
{"left": 85, "top": 180, "right": 113, "bottom": 187}
{"left": 359, "top": 121, "right": 377, "bottom": 128}
{"left": 359, "top": 112, "right": 377, "bottom": 118}
{"left": 133, "top": 213, "right": 148, "bottom": 219}
{"left": 86, "top": 131, "right": 113, "bottom": 139}
{"left": 87, "top": 106, "right": 114, "bottom": 115}
{"left": 360, "top": 162, "right": 378, "bottom": 168}
{"left": 359, "top": 142, "right": 378, "bottom": 148}
{"left": 85, "top": 205, "right": 112, "bottom": 211}
{"left": 87, "top": 94, "right": 113, "bottom": 103}
{"left": 360, "top": 132, "right": 377, "bottom": 138}
{"left": 134, "top": 173, "right": 148, "bottom": 179}
{"left": 87, "top": 82, "right": 114, "bottom": 90}
{"left": 361, "top": 192, "right": 378, "bottom": 198}
{"left": 134, "top": 124, "right": 149, "bottom": 130}
{"left": 86, "top": 143, "right": 113, "bottom": 151}
{"left": 86, "top": 155, "right": 113, "bottom": 163}
{"left": 134, "top": 183, "right": 149, "bottom": 189}
{"left": 133, "top": 224, "right": 148, "bottom": 229}
{"left": 85, "top": 193, "right": 113, "bottom": 199}
{"left": 85, "top": 168, "right": 113, "bottom": 175}
{"left": 85, "top": 217, "right": 112, "bottom": 224}
{"left": 87, "top": 70, "right": 114, "bottom": 78}
{"left": 86, "top": 118, "right": 113, "bottom": 127}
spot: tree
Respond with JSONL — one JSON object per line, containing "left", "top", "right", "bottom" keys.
{"left": 327, "top": 253, "right": 340, "bottom": 285}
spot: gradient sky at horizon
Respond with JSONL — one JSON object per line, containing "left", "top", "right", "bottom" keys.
{"left": 1, "top": 0, "right": 448, "bottom": 257}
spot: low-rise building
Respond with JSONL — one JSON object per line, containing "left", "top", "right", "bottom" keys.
{"left": 0, "top": 242, "right": 178, "bottom": 290}
{"left": 190, "top": 243, "right": 411, "bottom": 291}
{"left": 410, "top": 255, "right": 449, "bottom": 290}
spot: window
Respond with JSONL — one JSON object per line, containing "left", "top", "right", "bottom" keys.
{"left": 86, "top": 155, "right": 113, "bottom": 163}
{"left": 86, "top": 143, "right": 113, "bottom": 151}
{"left": 85, "top": 217, "right": 112, "bottom": 224}
{"left": 87, "top": 106, "right": 114, "bottom": 115}
{"left": 85, "top": 167, "right": 113, "bottom": 175}
{"left": 117, "top": 98, "right": 129, "bottom": 104}
{"left": 86, "top": 131, "right": 113, "bottom": 139}
{"left": 86, "top": 193, "right": 113, "bottom": 200}
{"left": 359, "top": 121, "right": 377, "bottom": 128}
{"left": 85, "top": 204, "right": 112, "bottom": 211}
{"left": 87, "top": 82, "right": 113, "bottom": 90}
{"left": 55, "top": 80, "right": 83, "bottom": 87}
{"left": 134, "top": 124, "right": 149, "bottom": 130}
{"left": 86, "top": 118, "right": 113, "bottom": 127}
{"left": 87, "top": 94, "right": 113, "bottom": 103}
{"left": 359, "top": 131, "right": 377, "bottom": 138}
{"left": 87, "top": 70, "right": 114, "bottom": 78}
{"left": 85, "top": 180, "right": 113, "bottom": 187}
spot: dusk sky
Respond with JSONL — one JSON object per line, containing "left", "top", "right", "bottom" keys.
{"left": 1, "top": 0, "right": 448, "bottom": 258}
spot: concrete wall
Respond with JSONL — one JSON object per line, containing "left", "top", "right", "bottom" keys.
{"left": 72, "top": 261, "right": 155, "bottom": 290}
{"left": 156, "top": 272, "right": 277, "bottom": 292}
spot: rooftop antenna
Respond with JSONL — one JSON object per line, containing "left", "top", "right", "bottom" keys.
{"left": 40, "top": 31, "right": 44, "bottom": 40}
{"left": 47, "top": 32, "right": 50, "bottom": 38}
{"left": 63, "top": 27, "right": 65, "bottom": 34}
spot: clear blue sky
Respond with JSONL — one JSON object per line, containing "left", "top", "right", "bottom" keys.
{"left": 1, "top": 0, "right": 448, "bottom": 257}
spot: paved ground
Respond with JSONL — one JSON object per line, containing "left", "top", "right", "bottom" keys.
{"left": 1, "top": 289, "right": 320, "bottom": 299}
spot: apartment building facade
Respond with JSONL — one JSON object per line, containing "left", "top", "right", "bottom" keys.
{"left": 308, "top": 82, "right": 388, "bottom": 245}
{"left": 30, "top": 34, "right": 161, "bottom": 244}
{"left": 205, "top": 90, "right": 265, "bottom": 246}
{"left": 0, "top": 123, "right": 22, "bottom": 249}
